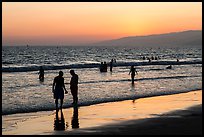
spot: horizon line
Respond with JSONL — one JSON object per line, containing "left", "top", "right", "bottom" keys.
{"left": 3, "top": 29, "right": 202, "bottom": 47}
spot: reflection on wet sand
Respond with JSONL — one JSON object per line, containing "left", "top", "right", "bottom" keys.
{"left": 54, "top": 110, "right": 65, "bottom": 130}
{"left": 71, "top": 105, "right": 79, "bottom": 129}
{"left": 54, "top": 106, "right": 79, "bottom": 131}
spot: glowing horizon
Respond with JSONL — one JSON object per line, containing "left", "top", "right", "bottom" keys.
{"left": 2, "top": 2, "right": 202, "bottom": 46}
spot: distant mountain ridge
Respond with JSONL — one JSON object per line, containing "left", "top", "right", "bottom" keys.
{"left": 91, "top": 30, "right": 202, "bottom": 48}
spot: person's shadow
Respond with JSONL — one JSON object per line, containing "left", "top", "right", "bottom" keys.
{"left": 71, "top": 105, "right": 79, "bottom": 129}
{"left": 54, "top": 110, "right": 65, "bottom": 130}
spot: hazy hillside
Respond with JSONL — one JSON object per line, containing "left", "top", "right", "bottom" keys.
{"left": 91, "top": 30, "right": 202, "bottom": 48}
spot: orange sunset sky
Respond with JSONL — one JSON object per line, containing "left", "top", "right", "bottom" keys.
{"left": 2, "top": 2, "right": 202, "bottom": 46}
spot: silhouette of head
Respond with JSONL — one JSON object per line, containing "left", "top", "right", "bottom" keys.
{"left": 59, "top": 71, "right": 63, "bottom": 77}
{"left": 70, "top": 70, "right": 75, "bottom": 75}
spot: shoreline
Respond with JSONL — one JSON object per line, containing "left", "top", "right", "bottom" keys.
{"left": 2, "top": 89, "right": 202, "bottom": 116}
{"left": 2, "top": 90, "right": 202, "bottom": 135}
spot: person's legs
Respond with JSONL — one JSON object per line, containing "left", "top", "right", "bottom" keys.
{"left": 60, "top": 99, "right": 63, "bottom": 110}
{"left": 71, "top": 90, "right": 74, "bottom": 104}
{"left": 74, "top": 88, "right": 78, "bottom": 104}
{"left": 131, "top": 75, "right": 134, "bottom": 84}
{"left": 74, "top": 93, "right": 78, "bottom": 104}
{"left": 41, "top": 75, "right": 44, "bottom": 81}
{"left": 55, "top": 99, "right": 58, "bottom": 112}
{"left": 71, "top": 88, "right": 78, "bottom": 104}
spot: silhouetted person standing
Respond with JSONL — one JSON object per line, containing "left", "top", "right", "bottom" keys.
{"left": 70, "top": 70, "right": 78, "bottom": 105}
{"left": 110, "top": 59, "right": 113, "bottom": 72}
{"left": 52, "top": 71, "right": 68, "bottom": 112}
{"left": 103, "top": 62, "right": 107, "bottom": 72}
{"left": 129, "top": 65, "right": 138, "bottom": 84}
{"left": 39, "top": 66, "right": 44, "bottom": 81}
{"left": 100, "top": 62, "right": 104, "bottom": 72}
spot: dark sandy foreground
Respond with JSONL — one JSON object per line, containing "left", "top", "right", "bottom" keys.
{"left": 64, "top": 104, "right": 202, "bottom": 135}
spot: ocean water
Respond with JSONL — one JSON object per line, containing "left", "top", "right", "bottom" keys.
{"left": 2, "top": 46, "right": 202, "bottom": 115}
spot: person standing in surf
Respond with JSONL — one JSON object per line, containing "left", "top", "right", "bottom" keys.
{"left": 52, "top": 71, "right": 68, "bottom": 112}
{"left": 129, "top": 65, "right": 138, "bottom": 84}
{"left": 110, "top": 59, "right": 114, "bottom": 72}
{"left": 39, "top": 66, "right": 44, "bottom": 81}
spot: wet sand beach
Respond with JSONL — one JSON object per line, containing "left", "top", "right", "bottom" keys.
{"left": 2, "top": 90, "right": 202, "bottom": 135}
{"left": 66, "top": 104, "right": 202, "bottom": 135}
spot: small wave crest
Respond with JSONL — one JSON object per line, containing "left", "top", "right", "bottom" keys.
{"left": 2, "top": 61, "right": 14, "bottom": 64}
{"left": 2, "top": 60, "right": 202, "bottom": 72}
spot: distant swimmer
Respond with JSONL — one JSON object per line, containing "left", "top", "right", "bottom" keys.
{"left": 52, "top": 71, "right": 68, "bottom": 112}
{"left": 177, "top": 59, "right": 179, "bottom": 62}
{"left": 129, "top": 65, "right": 138, "bottom": 84}
{"left": 148, "top": 57, "right": 151, "bottom": 62}
{"left": 39, "top": 66, "right": 44, "bottom": 81}
{"left": 166, "top": 65, "right": 172, "bottom": 69}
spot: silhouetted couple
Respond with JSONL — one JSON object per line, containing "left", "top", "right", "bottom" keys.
{"left": 100, "top": 62, "right": 107, "bottom": 72}
{"left": 52, "top": 70, "right": 78, "bottom": 112}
